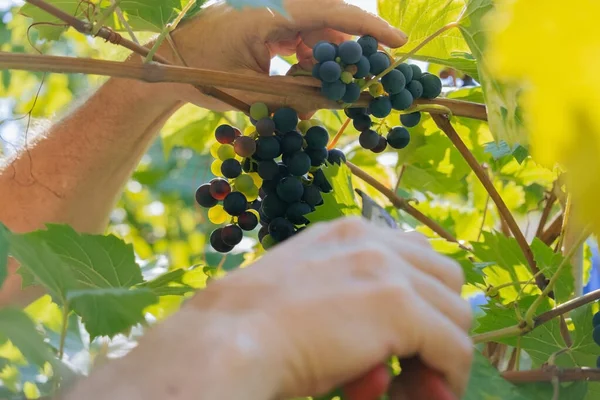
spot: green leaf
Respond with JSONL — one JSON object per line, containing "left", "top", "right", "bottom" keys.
{"left": 530, "top": 238, "right": 573, "bottom": 304}
{"left": 0, "top": 308, "right": 57, "bottom": 369}
{"left": 463, "top": 351, "right": 530, "bottom": 400}
{"left": 378, "top": 0, "right": 479, "bottom": 80}
{"left": 136, "top": 269, "right": 196, "bottom": 297}
{"left": 161, "top": 111, "right": 224, "bottom": 156}
{"left": 306, "top": 163, "right": 361, "bottom": 223}
{"left": 28, "top": 224, "right": 143, "bottom": 289}
{"left": 118, "top": 0, "right": 182, "bottom": 32}
{"left": 484, "top": 140, "right": 529, "bottom": 164}
{"left": 19, "top": 0, "right": 84, "bottom": 41}
{"left": 67, "top": 288, "right": 157, "bottom": 339}
{"left": 459, "top": 0, "right": 528, "bottom": 146}
{"left": 517, "top": 381, "right": 587, "bottom": 400}
{"left": 0, "top": 223, "right": 9, "bottom": 288}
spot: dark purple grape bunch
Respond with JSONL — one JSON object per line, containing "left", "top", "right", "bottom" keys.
{"left": 195, "top": 102, "right": 344, "bottom": 253}
{"left": 593, "top": 310, "right": 600, "bottom": 368}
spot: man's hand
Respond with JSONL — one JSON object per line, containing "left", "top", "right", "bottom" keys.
{"left": 66, "top": 218, "right": 472, "bottom": 400}
{"left": 153, "top": 0, "right": 407, "bottom": 111}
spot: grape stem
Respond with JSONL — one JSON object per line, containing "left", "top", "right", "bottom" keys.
{"left": 327, "top": 118, "right": 351, "bottom": 150}
{"left": 430, "top": 113, "right": 547, "bottom": 291}
{"left": 346, "top": 161, "right": 470, "bottom": 251}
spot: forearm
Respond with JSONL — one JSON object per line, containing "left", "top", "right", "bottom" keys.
{"left": 0, "top": 77, "right": 181, "bottom": 234}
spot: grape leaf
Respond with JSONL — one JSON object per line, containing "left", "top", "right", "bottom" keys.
{"left": 0, "top": 223, "right": 8, "bottom": 288}
{"left": 19, "top": 0, "right": 84, "bottom": 41}
{"left": 306, "top": 163, "right": 360, "bottom": 223}
{"left": 0, "top": 308, "right": 57, "bottom": 369}
{"left": 458, "top": 0, "right": 527, "bottom": 146}
{"left": 67, "top": 288, "right": 157, "bottom": 339}
{"left": 29, "top": 224, "right": 143, "bottom": 289}
{"left": 136, "top": 269, "right": 196, "bottom": 297}
{"left": 378, "top": 0, "right": 479, "bottom": 80}
{"left": 118, "top": 0, "right": 184, "bottom": 32}
{"left": 484, "top": 140, "right": 529, "bottom": 164}
{"left": 517, "top": 381, "right": 587, "bottom": 400}
{"left": 464, "top": 351, "right": 529, "bottom": 400}
{"left": 530, "top": 238, "right": 573, "bottom": 304}
{"left": 161, "top": 110, "right": 224, "bottom": 156}
{"left": 226, "top": 0, "right": 287, "bottom": 17}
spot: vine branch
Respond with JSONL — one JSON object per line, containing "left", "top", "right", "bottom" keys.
{"left": 502, "top": 368, "right": 600, "bottom": 383}
{"left": 430, "top": 114, "right": 546, "bottom": 290}
{"left": 540, "top": 213, "right": 564, "bottom": 246}
{"left": 535, "top": 288, "right": 600, "bottom": 327}
{"left": 346, "top": 161, "right": 470, "bottom": 250}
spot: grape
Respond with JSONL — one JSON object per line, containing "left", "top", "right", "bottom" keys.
{"left": 327, "top": 148, "right": 346, "bottom": 165}
{"left": 220, "top": 158, "right": 242, "bottom": 179}
{"left": 255, "top": 136, "right": 281, "bottom": 160}
{"left": 238, "top": 211, "right": 259, "bottom": 231}
{"left": 261, "top": 234, "right": 277, "bottom": 250}
{"left": 234, "top": 174, "right": 255, "bottom": 193}
{"left": 312, "top": 63, "right": 322, "bottom": 79}
{"left": 302, "top": 184, "right": 323, "bottom": 206}
{"left": 209, "top": 178, "right": 231, "bottom": 200}
{"left": 261, "top": 194, "right": 287, "bottom": 218}
{"left": 313, "top": 41, "right": 336, "bottom": 62}
{"left": 217, "top": 144, "right": 235, "bottom": 161}
{"left": 340, "top": 71, "right": 353, "bottom": 84}
{"left": 357, "top": 35, "right": 378, "bottom": 57}
{"left": 420, "top": 73, "right": 443, "bottom": 99}
{"left": 208, "top": 205, "right": 229, "bottom": 224}
{"left": 306, "top": 147, "right": 328, "bottom": 166}
{"left": 368, "top": 52, "right": 390, "bottom": 75}
{"left": 352, "top": 114, "right": 372, "bottom": 131}
{"left": 269, "top": 217, "right": 295, "bottom": 242}
{"left": 305, "top": 126, "right": 329, "bottom": 148}
{"left": 381, "top": 69, "right": 406, "bottom": 94}
{"left": 249, "top": 200, "right": 261, "bottom": 212}
{"left": 338, "top": 40, "right": 363, "bottom": 64}
{"left": 287, "top": 151, "right": 311, "bottom": 176}
{"left": 345, "top": 64, "right": 358, "bottom": 76}
{"left": 342, "top": 82, "right": 361, "bottom": 103}
{"left": 387, "top": 126, "right": 411, "bottom": 149}
{"left": 221, "top": 224, "right": 243, "bottom": 246}
{"left": 258, "top": 160, "right": 280, "bottom": 180}
{"left": 390, "top": 89, "right": 414, "bottom": 111}
{"left": 277, "top": 177, "right": 304, "bottom": 203}
{"left": 400, "top": 112, "right": 422, "bottom": 128}
{"left": 242, "top": 157, "right": 256, "bottom": 173}
{"left": 406, "top": 80, "right": 423, "bottom": 99}
{"left": 209, "top": 141, "right": 220, "bottom": 158}
{"left": 281, "top": 131, "right": 304, "bottom": 154}
{"left": 195, "top": 184, "right": 218, "bottom": 208}
{"left": 211, "top": 159, "right": 223, "bottom": 177}
{"left": 250, "top": 102, "right": 269, "bottom": 121}
{"left": 597, "top": 356, "right": 600, "bottom": 369}
{"left": 359, "top": 129, "right": 380, "bottom": 150}
{"left": 256, "top": 118, "right": 275, "bottom": 136}
{"left": 278, "top": 162, "right": 290, "bottom": 177}
{"left": 593, "top": 311, "right": 600, "bottom": 327}
{"left": 286, "top": 202, "right": 312, "bottom": 225}
{"left": 310, "top": 118, "right": 324, "bottom": 127}
{"left": 396, "top": 63, "right": 414, "bottom": 82}
{"left": 312, "top": 168, "right": 332, "bottom": 193}
{"left": 369, "top": 82, "right": 385, "bottom": 97}
{"left": 297, "top": 120, "right": 312, "bottom": 134}
{"left": 321, "top": 80, "right": 346, "bottom": 101}
{"left": 319, "top": 61, "right": 342, "bottom": 83}
{"left": 258, "top": 225, "right": 269, "bottom": 242}
{"left": 594, "top": 325, "right": 600, "bottom": 346}
{"left": 259, "top": 209, "right": 272, "bottom": 226}
{"left": 215, "top": 124, "right": 237, "bottom": 144}
{"left": 345, "top": 107, "right": 368, "bottom": 119}
{"left": 371, "top": 136, "right": 387, "bottom": 153}
{"left": 354, "top": 56, "right": 371, "bottom": 78}
{"left": 210, "top": 228, "right": 234, "bottom": 253}
{"left": 273, "top": 107, "right": 299, "bottom": 132}
{"left": 369, "top": 96, "right": 392, "bottom": 118}
{"left": 245, "top": 185, "right": 259, "bottom": 202}
{"left": 234, "top": 136, "right": 256, "bottom": 157}
{"left": 223, "top": 191, "right": 247, "bottom": 216}
{"left": 410, "top": 64, "right": 422, "bottom": 80}
{"left": 261, "top": 179, "right": 278, "bottom": 195}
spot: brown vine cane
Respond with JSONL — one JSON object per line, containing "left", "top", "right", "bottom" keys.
{"left": 357, "top": 190, "right": 456, "bottom": 400}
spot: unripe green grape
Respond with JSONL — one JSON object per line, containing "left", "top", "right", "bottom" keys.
{"left": 210, "top": 142, "right": 220, "bottom": 158}
{"left": 310, "top": 118, "right": 324, "bottom": 127}
{"left": 244, "top": 185, "right": 260, "bottom": 202}
{"left": 261, "top": 234, "right": 277, "bottom": 250}
{"left": 250, "top": 102, "right": 269, "bottom": 121}
{"left": 208, "top": 205, "right": 229, "bottom": 224}
{"left": 217, "top": 144, "right": 236, "bottom": 161}
{"left": 211, "top": 159, "right": 223, "bottom": 176}
{"left": 234, "top": 174, "right": 255, "bottom": 193}
{"left": 297, "top": 120, "right": 312, "bottom": 134}
{"left": 369, "top": 82, "right": 385, "bottom": 97}
{"left": 341, "top": 71, "right": 354, "bottom": 84}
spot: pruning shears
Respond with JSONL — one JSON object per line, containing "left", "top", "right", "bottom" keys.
{"left": 357, "top": 189, "right": 457, "bottom": 400}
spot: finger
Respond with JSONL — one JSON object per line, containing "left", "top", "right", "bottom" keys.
{"left": 295, "top": 40, "right": 315, "bottom": 70}
{"left": 402, "top": 230, "right": 431, "bottom": 248}
{"left": 281, "top": 0, "right": 407, "bottom": 48}
{"left": 343, "top": 364, "right": 390, "bottom": 400}
{"left": 300, "top": 28, "right": 349, "bottom": 48}
{"left": 409, "top": 268, "right": 473, "bottom": 332}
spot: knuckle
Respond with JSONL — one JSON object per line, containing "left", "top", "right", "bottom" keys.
{"left": 326, "top": 216, "right": 370, "bottom": 240}
{"left": 346, "top": 244, "right": 395, "bottom": 277}
{"left": 443, "top": 258, "right": 465, "bottom": 289}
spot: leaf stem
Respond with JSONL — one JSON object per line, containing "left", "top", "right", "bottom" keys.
{"left": 91, "top": 0, "right": 121, "bottom": 35}
{"left": 327, "top": 117, "right": 351, "bottom": 150}
{"left": 471, "top": 324, "right": 524, "bottom": 344}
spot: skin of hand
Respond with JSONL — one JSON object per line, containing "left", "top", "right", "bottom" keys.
{"left": 0, "top": 0, "right": 405, "bottom": 306}
{"left": 63, "top": 217, "right": 473, "bottom": 400}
